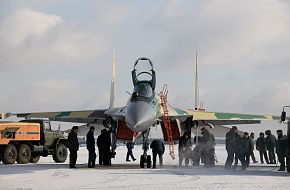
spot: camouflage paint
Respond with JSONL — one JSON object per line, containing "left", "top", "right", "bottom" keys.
{"left": 214, "top": 112, "right": 268, "bottom": 120}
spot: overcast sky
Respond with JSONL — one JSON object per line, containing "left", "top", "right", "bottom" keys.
{"left": 1, "top": 0, "right": 290, "bottom": 125}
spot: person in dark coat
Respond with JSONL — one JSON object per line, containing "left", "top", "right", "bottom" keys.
{"left": 249, "top": 133, "right": 258, "bottom": 163}
{"left": 191, "top": 136, "right": 206, "bottom": 166}
{"left": 97, "top": 129, "right": 105, "bottom": 165}
{"left": 86, "top": 126, "right": 96, "bottom": 168}
{"left": 276, "top": 130, "right": 287, "bottom": 171}
{"left": 233, "top": 133, "right": 241, "bottom": 169}
{"left": 97, "top": 129, "right": 112, "bottom": 165}
{"left": 234, "top": 132, "right": 251, "bottom": 170}
{"left": 265, "top": 130, "right": 277, "bottom": 164}
{"left": 103, "top": 129, "right": 112, "bottom": 165}
{"left": 98, "top": 129, "right": 111, "bottom": 165}
{"left": 68, "top": 126, "right": 79, "bottom": 169}
{"left": 225, "top": 126, "right": 238, "bottom": 169}
{"left": 256, "top": 132, "right": 269, "bottom": 164}
{"left": 150, "top": 139, "right": 165, "bottom": 168}
{"left": 126, "top": 141, "right": 136, "bottom": 161}
{"left": 178, "top": 132, "right": 192, "bottom": 167}
{"left": 201, "top": 128, "right": 216, "bottom": 167}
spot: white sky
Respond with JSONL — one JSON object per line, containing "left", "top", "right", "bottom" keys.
{"left": 1, "top": 0, "right": 290, "bottom": 123}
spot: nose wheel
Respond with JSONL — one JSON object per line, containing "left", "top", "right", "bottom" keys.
{"left": 140, "top": 155, "right": 151, "bottom": 168}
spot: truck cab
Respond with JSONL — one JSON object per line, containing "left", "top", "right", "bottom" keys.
{"left": 19, "top": 120, "right": 65, "bottom": 147}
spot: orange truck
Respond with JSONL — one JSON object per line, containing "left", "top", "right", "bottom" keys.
{"left": 0, "top": 120, "right": 67, "bottom": 165}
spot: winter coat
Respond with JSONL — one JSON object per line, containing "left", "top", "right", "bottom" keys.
{"left": 265, "top": 134, "right": 277, "bottom": 150}
{"left": 276, "top": 135, "right": 287, "bottom": 155}
{"left": 68, "top": 131, "right": 79, "bottom": 151}
{"left": 178, "top": 135, "right": 191, "bottom": 151}
{"left": 236, "top": 136, "right": 251, "bottom": 154}
{"left": 86, "top": 130, "right": 95, "bottom": 151}
{"left": 256, "top": 137, "right": 267, "bottom": 152}
{"left": 97, "top": 131, "right": 111, "bottom": 150}
{"left": 150, "top": 140, "right": 165, "bottom": 154}
{"left": 225, "top": 130, "right": 236, "bottom": 152}
{"left": 201, "top": 129, "right": 216, "bottom": 150}
{"left": 249, "top": 137, "right": 255, "bottom": 150}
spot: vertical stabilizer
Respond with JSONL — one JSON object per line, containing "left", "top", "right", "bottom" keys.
{"left": 109, "top": 51, "right": 116, "bottom": 109}
{"left": 194, "top": 51, "right": 199, "bottom": 110}
{"left": 194, "top": 51, "right": 199, "bottom": 144}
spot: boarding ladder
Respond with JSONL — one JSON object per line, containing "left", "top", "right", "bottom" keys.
{"left": 159, "top": 84, "right": 175, "bottom": 160}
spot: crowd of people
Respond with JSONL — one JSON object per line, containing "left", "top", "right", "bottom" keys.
{"left": 177, "top": 126, "right": 289, "bottom": 171}
{"left": 67, "top": 125, "right": 288, "bottom": 171}
{"left": 67, "top": 126, "right": 112, "bottom": 168}
{"left": 66, "top": 125, "right": 167, "bottom": 169}
{"left": 179, "top": 128, "right": 216, "bottom": 168}
{"left": 224, "top": 126, "right": 288, "bottom": 171}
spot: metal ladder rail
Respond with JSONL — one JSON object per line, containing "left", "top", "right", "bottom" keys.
{"left": 159, "top": 85, "right": 175, "bottom": 159}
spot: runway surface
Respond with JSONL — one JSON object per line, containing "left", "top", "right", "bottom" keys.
{"left": 1, "top": 144, "right": 289, "bottom": 190}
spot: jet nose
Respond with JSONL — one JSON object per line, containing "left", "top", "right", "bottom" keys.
{"left": 125, "top": 101, "right": 156, "bottom": 132}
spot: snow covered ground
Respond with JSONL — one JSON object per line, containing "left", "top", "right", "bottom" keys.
{"left": 0, "top": 144, "right": 289, "bottom": 190}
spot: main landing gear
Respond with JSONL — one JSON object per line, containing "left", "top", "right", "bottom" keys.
{"left": 140, "top": 129, "right": 151, "bottom": 168}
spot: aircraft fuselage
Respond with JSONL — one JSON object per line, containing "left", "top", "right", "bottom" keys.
{"left": 125, "top": 86, "right": 160, "bottom": 132}
{"left": 124, "top": 58, "right": 160, "bottom": 132}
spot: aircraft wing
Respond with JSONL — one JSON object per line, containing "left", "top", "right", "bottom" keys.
{"left": 7, "top": 107, "right": 126, "bottom": 124}
{"left": 63, "top": 123, "right": 105, "bottom": 136}
{"left": 192, "top": 125, "right": 246, "bottom": 138}
{"left": 166, "top": 107, "right": 281, "bottom": 125}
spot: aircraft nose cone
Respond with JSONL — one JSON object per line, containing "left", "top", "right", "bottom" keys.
{"left": 125, "top": 101, "right": 156, "bottom": 132}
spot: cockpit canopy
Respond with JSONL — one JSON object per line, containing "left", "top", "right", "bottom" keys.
{"left": 133, "top": 83, "right": 153, "bottom": 98}
{"left": 132, "top": 57, "right": 156, "bottom": 91}
{"left": 130, "top": 82, "right": 154, "bottom": 102}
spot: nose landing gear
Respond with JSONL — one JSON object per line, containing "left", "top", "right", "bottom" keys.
{"left": 139, "top": 129, "right": 152, "bottom": 168}
{"left": 140, "top": 155, "right": 151, "bottom": 168}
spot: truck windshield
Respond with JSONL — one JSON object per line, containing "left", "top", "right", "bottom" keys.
{"left": 44, "top": 122, "right": 51, "bottom": 130}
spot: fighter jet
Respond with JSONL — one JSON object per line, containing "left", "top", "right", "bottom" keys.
{"left": 1, "top": 55, "right": 281, "bottom": 168}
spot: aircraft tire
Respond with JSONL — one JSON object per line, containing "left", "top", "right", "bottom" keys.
{"left": 53, "top": 143, "right": 68, "bottom": 163}
{"left": 2, "top": 144, "right": 17, "bottom": 165}
{"left": 17, "top": 144, "right": 31, "bottom": 164}
{"left": 146, "top": 155, "right": 151, "bottom": 168}
{"left": 140, "top": 155, "right": 145, "bottom": 168}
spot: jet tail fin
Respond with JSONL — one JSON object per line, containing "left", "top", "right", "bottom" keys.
{"left": 109, "top": 51, "right": 116, "bottom": 109}
{"left": 194, "top": 51, "right": 199, "bottom": 110}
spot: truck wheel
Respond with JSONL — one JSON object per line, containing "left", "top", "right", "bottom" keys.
{"left": 17, "top": 144, "right": 32, "bottom": 164}
{"left": 30, "top": 154, "right": 40, "bottom": 163}
{"left": 53, "top": 143, "right": 68, "bottom": 163}
{"left": 2, "top": 144, "right": 17, "bottom": 164}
